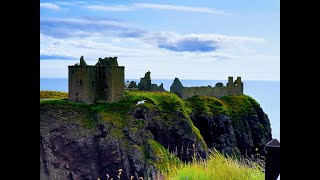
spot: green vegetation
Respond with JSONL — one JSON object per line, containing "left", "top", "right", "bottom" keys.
{"left": 41, "top": 90, "right": 264, "bottom": 179}
{"left": 40, "top": 91, "right": 260, "bottom": 142}
{"left": 40, "top": 91, "right": 259, "bottom": 119}
{"left": 164, "top": 150, "right": 264, "bottom": 180}
{"left": 245, "top": 95, "right": 260, "bottom": 108}
{"left": 220, "top": 95, "right": 260, "bottom": 120}
{"left": 40, "top": 91, "right": 68, "bottom": 99}
{"left": 186, "top": 95, "right": 228, "bottom": 116}
{"left": 125, "top": 91, "right": 190, "bottom": 115}
{"left": 147, "top": 139, "right": 181, "bottom": 174}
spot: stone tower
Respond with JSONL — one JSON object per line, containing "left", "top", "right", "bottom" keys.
{"left": 170, "top": 78, "right": 184, "bottom": 97}
{"left": 138, "top": 71, "right": 152, "bottom": 91}
{"left": 68, "top": 56, "right": 125, "bottom": 104}
{"left": 227, "top": 76, "right": 243, "bottom": 95}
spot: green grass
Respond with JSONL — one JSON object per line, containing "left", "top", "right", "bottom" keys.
{"left": 219, "top": 95, "right": 260, "bottom": 120}
{"left": 40, "top": 91, "right": 68, "bottom": 99}
{"left": 186, "top": 95, "right": 228, "bottom": 116}
{"left": 125, "top": 91, "right": 190, "bottom": 114}
{"left": 147, "top": 139, "right": 181, "bottom": 174}
{"left": 164, "top": 150, "right": 264, "bottom": 180}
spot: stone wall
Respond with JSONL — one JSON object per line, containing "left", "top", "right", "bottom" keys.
{"left": 68, "top": 66, "right": 102, "bottom": 104}
{"left": 170, "top": 77, "right": 243, "bottom": 100}
{"left": 180, "top": 86, "right": 229, "bottom": 99}
{"left": 103, "top": 66, "right": 125, "bottom": 102}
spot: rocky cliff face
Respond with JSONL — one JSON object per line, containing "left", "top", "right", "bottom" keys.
{"left": 186, "top": 95, "right": 272, "bottom": 156}
{"left": 40, "top": 91, "right": 271, "bottom": 180}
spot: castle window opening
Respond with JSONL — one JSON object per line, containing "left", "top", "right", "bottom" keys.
{"left": 72, "top": 70, "right": 74, "bottom": 74}
{"left": 80, "top": 80, "right": 83, "bottom": 85}
{"left": 76, "top": 92, "right": 78, "bottom": 96}
{"left": 92, "top": 81, "right": 95, "bottom": 87}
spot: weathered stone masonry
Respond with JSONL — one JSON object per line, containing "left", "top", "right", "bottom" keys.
{"left": 68, "top": 56, "right": 124, "bottom": 104}
{"left": 170, "top": 76, "right": 243, "bottom": 99}
{"left": 138, "top": 71, "right": 166, "bottom": 92}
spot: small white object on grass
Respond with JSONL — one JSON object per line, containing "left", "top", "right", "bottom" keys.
{"left": 136, "top": 100, "right": 146, "bottom": 105}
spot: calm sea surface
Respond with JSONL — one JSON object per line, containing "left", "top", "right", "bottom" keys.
{"left": 40, "top": 78, "right": 280, "bottom": 140}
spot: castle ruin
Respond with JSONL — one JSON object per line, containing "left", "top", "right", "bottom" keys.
{"left": 68, "top": 56, "right": 125, "bottom": 104}
{"left": 68, "top": 55, "right": 243, "bottom": 103}
{"left": 170, "top": 76, "right": 243, "bottom": 99}
{"left": 138, "top": 71, "right": 166, "bottom": 92}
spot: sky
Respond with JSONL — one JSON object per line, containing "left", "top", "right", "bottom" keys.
{"left": 40, "top": 0, "right": 280, "bottom": 80}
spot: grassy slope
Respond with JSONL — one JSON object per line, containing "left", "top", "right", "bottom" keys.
{"left": 40, "top": 91, "right": 68, "bottom": 99}
{"left": 186, "top": 94, "right": 260, "bottom": 118}
{"left": 165, "top": 150, "right": 264, "bottom": 180}
{"left": 40, "top": 91, "right": 264, "bottom": 179}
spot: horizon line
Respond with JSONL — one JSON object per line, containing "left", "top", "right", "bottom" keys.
{"left": 40, "top": 77, "right": 280, "bottom": 81}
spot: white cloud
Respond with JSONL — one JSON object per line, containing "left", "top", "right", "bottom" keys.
{"left": 41, "top": 17, "right": 264, "bottom": 52}
{"left": 55, "top": 1, "right": 87, "bottom": 6}
{"left": 41, "top": 17, "right": 129, "bottom": 27}
{"left": 134, "top": 3, "right": 225, "bottom": 14}
{"left": 40, "top": 2, "right": 61, "bottom": 10}
{"left": 82, "top": 3, "right": 224, "bottom": 14}
{"left": 143, "top": 32, "right": 264, "bottom": 45}
{"left": 85, "top": 5, "right": 132, "bottom": 11}
{"left": 40, "top": 32, "right": 278, "bottom": 80}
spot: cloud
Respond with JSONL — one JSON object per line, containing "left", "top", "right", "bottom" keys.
{"left": 40, "top": 17, "right": 145, "bottom": 38}
{"left": 85, "top": 5, "right": 131, "bottom": 11}
{"left": 82, "top": 3, "right": 224, "bottom": 14}
{"left": 134, "top": 3, "right": 225, "bottom": 14}
{"left": 55, "top": 1, "right": 87, "bottom": 6}
{"left": 40, "top": 55, "right": 77, "bottom": 60}
{"left": 144, "top": 33, "right": 220, "bottom": 52}
{"left": 158, "top": 39, "right": 218, "bottom": 52}
{"left": 142, "top": 32, "right": 263, "bottom": 52}
{"left": 40, "top": 17, "right": 264, "bottom": 53}
{"left": 40, "top": 2, "right": 61, "bottom": 10}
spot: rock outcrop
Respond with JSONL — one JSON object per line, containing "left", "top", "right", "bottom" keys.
{"left": 40, "top": 91, "right": 271, "bottom": 180}
{"left": 186, "top": 95, "right": 271, "bottom": 156}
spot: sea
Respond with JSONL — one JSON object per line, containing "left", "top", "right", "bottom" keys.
{"left": 40, "top": 78, "right": 280, "bottom": 140}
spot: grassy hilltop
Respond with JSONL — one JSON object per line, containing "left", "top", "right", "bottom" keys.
{"left": 40, "top": 90, "right": 268, "bottom": 180}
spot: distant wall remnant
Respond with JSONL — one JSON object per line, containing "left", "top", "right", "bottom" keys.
{"left": 125, "top": 80, "right": 138, "bottom": 90}
{"left": 138, "top": 71, "right": 166, "bottom": 92}
{"left": 170, "top": 77, "right": 243, "bottom": 99}
{"left": 68, "top": 56, "right": 125, "bottom": 104}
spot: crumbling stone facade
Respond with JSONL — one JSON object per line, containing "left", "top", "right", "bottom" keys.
{"left": 138, "top": 71, "right": 166, "bottom": 92}
{"left": 170, "top": 76, "right": 243, "bottom": 99}
{"left": 68, "top": 56, "right": 125, "bottom": 104}
{"left": 125, "top": 81, "right": 138, "bottom": 90}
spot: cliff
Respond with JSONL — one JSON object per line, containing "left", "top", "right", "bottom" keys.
{"left": 40, "top": 91, "right": 272, "bottom": 180}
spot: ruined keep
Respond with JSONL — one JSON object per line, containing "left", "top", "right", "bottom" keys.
{"left": 68, "top": 56, "right": 125, "bottom": 104}
{"left": 170, "top": 76, "right": 243, "bottom": 99}
{"left": 138, "top": 71, "right": 166, "bottom": 92}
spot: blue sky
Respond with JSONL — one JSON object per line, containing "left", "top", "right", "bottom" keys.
{"left": 40, "top": 0, "right": 279, "bottom": 80}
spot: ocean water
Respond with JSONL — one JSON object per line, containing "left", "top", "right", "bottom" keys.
{"left": 40, "top": 78, "right": 280, "bottom": 140}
